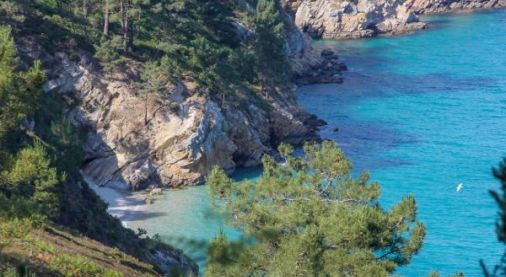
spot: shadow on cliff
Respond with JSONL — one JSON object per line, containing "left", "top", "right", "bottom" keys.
{"left": 78, "top": 130, "right": 169, "bottom": 222}
{"left": 65, "top": 70, "right": 169, "bottom": 222}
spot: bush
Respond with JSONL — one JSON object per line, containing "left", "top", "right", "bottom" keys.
{"left": 95, "top": 36, "right": 127, "bottom": 74}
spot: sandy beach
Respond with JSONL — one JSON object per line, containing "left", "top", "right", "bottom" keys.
{"left": 85, "top": 176, "right": 147, "bottom": 228}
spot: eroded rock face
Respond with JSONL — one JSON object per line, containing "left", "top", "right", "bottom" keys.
{"left": 294, "top": 49, "right": 347, "bottom": 85}
{"left": 43, "top": 51, "right": 322, "bottom": 190}
{"left": 282, "top": 0, "right": 427, "bottom": 40}
{"left": 404, "top": 0, "right": 505, "bottom": 14}
{"left": 283, "top": 8, "right": 348, "bottom": 84}
{"left": 18, "top": 1, "right": 343, "bottom": 192}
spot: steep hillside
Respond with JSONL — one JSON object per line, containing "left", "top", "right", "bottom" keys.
{"left": 1, "top": 221, "right": 188, "bottom": 276}
{"left": 2, "top": 0, "right": 345, "bottom": 190}
{"left": 0, "top": 0, "right": 346, "bottom": 273}
{"left": 0, "top": 4, "right": 197, "bottom": 274}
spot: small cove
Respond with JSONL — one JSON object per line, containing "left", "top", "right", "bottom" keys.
{"left": 129, "top": 10, "right": 506, "bottom": 276}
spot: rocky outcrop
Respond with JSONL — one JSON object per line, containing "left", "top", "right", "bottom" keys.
{"left": 283, "top": 6, "right": 348, "bottom": 84}
{"left": 282, "top": 0, "right": 427, "bottom": 40}
{"left": 150, "top": 247, "right": 198, "bottom": 276}
{"left": 41, "top": 51, "right": 323, "bottom": 191}
{"left": 16, "top": 1, "right": 342, "bottom": 192}
{"left": 405, "top": 0, "right": 506, "bottom": 14}
{"left": 283, "top": 0, "right": 504, "bottom": 40}
{"left": 293, "top": 49, "right": 348, "bottom": 85}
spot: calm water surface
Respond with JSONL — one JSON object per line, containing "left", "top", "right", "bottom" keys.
{"left": 130, "top": 10, "right": 506, "bottom": 276}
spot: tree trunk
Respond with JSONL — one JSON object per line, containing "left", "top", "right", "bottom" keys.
{"left": 103, "top": 0, "right": 110, "bottom": 35}
{"left": 125, "top": 17, "right": 133, "bottom": 52}
{"left": 83, "top": 0, "right": 89, "bottom": 18}
{"left": 144, "top": 93, "right": 149, "bottom": 125}
{"left": 120, "top": 0, "right": 133, "bottom": 53}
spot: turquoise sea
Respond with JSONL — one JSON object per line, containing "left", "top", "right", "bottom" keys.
{"left": 130, "top": 10, "right": 506, "bottom": 276}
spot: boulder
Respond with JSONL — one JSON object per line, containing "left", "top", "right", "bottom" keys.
{"left": 150, "top": 188, "right": 163, "bottom": 196}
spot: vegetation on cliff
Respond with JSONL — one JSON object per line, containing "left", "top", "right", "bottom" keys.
{"left": 206, "top": 141, "right": 426, "bottom": 276}
{"left": 1, "top": 0, "right": 503, "bottom": 276}
{"left": 0, "top": 0, "right": 304, "bottom": 274}
{"left": 0, "top": 25, "right": 195, "bottom": 276}
{"left": 482, "top": 160, "right": 506, "bottom": 276}
{"left": 1, "top": 0, "right": 292, "bottom": 101}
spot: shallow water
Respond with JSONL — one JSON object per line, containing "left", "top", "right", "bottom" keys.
{"left": 128, "top": 168, "right": 259, "bottom": 268}
{"left": 130, "top": 10, "right": 506, "bottom": 276}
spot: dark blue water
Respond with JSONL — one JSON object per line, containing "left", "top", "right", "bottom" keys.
{"left": 130, "top": 10, "right": 506, "bottom": 276}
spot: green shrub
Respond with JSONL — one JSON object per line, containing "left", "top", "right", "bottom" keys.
{"left": 95, "top": 36, "right": 127, "bottom": 74}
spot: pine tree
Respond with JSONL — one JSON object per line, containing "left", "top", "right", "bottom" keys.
{"left": 0, "top": 26, "right": 60, "bottom": 218}
{"left": 254, "top": 0, "right": 289, "bottom": 91}
{"left": 0, "top": 25, "right": 45, "bottom": 142}
{"left": 207, "top": 141, "right": 426, "bottom": 276}
{"left": 4, "top": 142, "right": 61, "bottom": 218}
{"left": 103, "top": 0, "right": 113, "bottom": 35}
{"left": 482, "top": 159, "right": 506, "bottom": 276}
{"left": 139, "top": 55, "right": 176, "bottom": 124}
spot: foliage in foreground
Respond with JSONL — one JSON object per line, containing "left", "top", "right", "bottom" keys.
{"left": 0, "top": 25, "right": 52, "bottom": 219}
{"left": 482, "top": 159, "right": 506, "bottom": 276}
{"left": 0, "top": 23, "right": 119, "bottom": 276}
{"left": 206, "top": 141, "right": 426, "bottom": 276}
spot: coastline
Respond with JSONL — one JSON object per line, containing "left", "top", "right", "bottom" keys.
{"left": 84, "top": 176, "right": 147, "bottom": 228}
{"left": 78, "top": 8, "right": 505, "bottom": 276}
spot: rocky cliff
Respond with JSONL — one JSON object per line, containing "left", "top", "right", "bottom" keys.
{"left": 15, "top": 1, "right": 343, "bottom": 191}
{"left": 282, "top": 0, "right": 504, "bottom": 40}
{"left": 40, "top": 52, "right": 324, "bottom": 190}
{"left": 282, "top": 0, "right": 427, "bottom": 39}
{"left": 284, "top": 9, "right": 348, "bottom": 83}
{"left": 25, "top": 2, "right": 348, "bottom": 191}
{"left": 405, "top": 0, "right": 506, "bottom": 14}
{"left": 28, "top": 0, "right": 503, "bottom": 193}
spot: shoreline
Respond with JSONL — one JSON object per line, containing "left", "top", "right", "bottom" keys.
{"left": 84, "top": 176, "right": 147, "bottom": 228}
{"left": 410, "top": 3, "right": 506, "bottom": 16}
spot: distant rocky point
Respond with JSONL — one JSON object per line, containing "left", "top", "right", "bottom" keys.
{"left": 405, "top": 0, "right": 506, "bottom": 14}
{"left": 282, "top": 0, "right": 427, "bottom": 40}
{"left": 282, "top": 0, "right": 505, "bottom": 40}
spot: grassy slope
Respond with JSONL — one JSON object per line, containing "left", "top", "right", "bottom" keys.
{"left": 1, "top": 223, "right": 161, "bottom": 277}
